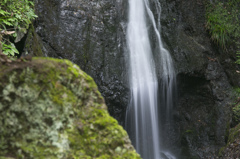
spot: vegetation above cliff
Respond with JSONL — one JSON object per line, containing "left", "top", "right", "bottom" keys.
{"left": 206, "top": 0, "right": 240, "bottom": 62}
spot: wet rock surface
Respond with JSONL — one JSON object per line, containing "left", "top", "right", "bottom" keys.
{"left": 159, "top": 0, "right": 239, "bottom": 158}
{"left": 24, "top": 0, "right": 240, "bottom": 158}
{"left": 26, "top": 0, "right": 129, "bottom": 124}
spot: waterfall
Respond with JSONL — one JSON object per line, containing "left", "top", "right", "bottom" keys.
{"left": 125, "top": 0, "right": 176, "bottom": 159}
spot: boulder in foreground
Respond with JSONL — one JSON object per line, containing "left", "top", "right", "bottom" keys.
{"left": 0, "top": 54, "right": 141, "bottom": 159}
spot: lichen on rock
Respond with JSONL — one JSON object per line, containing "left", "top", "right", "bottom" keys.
{"left": 0, "top": 54, "right": 140, "bottom": 159}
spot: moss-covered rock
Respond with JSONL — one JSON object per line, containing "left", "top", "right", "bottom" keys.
{"left": 219, "top": 124, "right": 240, "bottom": 158}
{"left": 0, "top": 54, "right": 141, "bottom": 159}
{"left": 22, "top": 24, "right": 44, "bottom": 57}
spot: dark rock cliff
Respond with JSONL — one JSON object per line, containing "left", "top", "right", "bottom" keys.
{"left": 158, "top": 0, "right": 240, "bottom": 158}
{"left": 24, "top": 0, "right": 240, "bottom": 158}
{"left": 24, "top": 0, "right": 129, "bottom": 124}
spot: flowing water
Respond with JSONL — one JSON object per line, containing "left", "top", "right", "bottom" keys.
{"left": 125, "top": 0, "right": 176, "bottom": 158}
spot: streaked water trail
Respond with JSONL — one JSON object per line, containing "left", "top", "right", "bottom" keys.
{"left": 125, "top": 0, "right": 177, "bottom": 159}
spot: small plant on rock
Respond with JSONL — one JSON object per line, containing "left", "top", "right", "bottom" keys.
{"left": 0, "top": 0, "right": 37, "bottom": 56}
{"left": 206, "top": 0, "right": 240, "bottom": 51}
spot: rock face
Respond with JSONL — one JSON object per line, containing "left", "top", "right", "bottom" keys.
{"left": 23, "top": 0, "right": 129, "bottom": 124}
{"left": 219, "top": 124, "right": 240, "bottom": 159}
{"left": 24, "top": 0, "right": 240, "bottom": 158}
{"left": 159, "top": 0, "right": 239, "bottom": 158}
{"left": 0, "top": 54, "right": 140, "bottom": 159}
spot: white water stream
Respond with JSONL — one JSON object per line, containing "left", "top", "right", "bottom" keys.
{"left": 125, "top": 0, "right": 176, "bottom": 159}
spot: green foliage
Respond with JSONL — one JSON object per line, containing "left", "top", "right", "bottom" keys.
{"left": 2, "top": 42, "right": 19, "bottom": 56}
{"left": 206, "top": 0, "right": 240, "bottom": 50}
{"left": 0, "top": 0, "right": 37, "bottom": 56}
{"left": 233, "top": 87, "right": 240, "bottom": 94}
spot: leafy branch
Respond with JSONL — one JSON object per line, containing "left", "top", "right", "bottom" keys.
{"left": 0, "top": 0, "right": 37, "bottom": 56}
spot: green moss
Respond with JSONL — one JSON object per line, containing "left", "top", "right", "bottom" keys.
{"left": 218, "top": 123, "right": 240, "bottom": 157}
{"left": 0, "top": 57, "right": 141, "bottom": 159}
{"left": 228, "top": 124, "right": 240, "bottom": 143}
{"left": 218, "top": 146, "right": 225, "bottom": 156}
{"left": 185, "top": 129, "right": 194, "bottom": 134}
{"left": 24, "top": 24, "right": 44, "bottom": 56}
{"left": 219, "top": 87, "right": 240, "bottom": 157}
{"left": 231, "top": 88, "right": 240, "bottom": 124}
{"left": 233, "top": 104, "right": 240, "bottom": 122}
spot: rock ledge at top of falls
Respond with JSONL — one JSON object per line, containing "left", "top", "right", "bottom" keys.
{"left": 0, "top": 54, "right": 141, "bottom": 159}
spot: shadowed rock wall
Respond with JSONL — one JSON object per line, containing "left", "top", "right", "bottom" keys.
{"left": 159, "top": 0, "right": 240, "bottom": 158}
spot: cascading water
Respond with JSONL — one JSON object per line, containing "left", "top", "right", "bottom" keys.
{"left": 125, "top": 0, "right": 177, "bottom": 159}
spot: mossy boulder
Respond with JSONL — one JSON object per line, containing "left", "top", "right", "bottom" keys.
{"left": 0, "top": 54, "right": 141, "bottom": 159}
